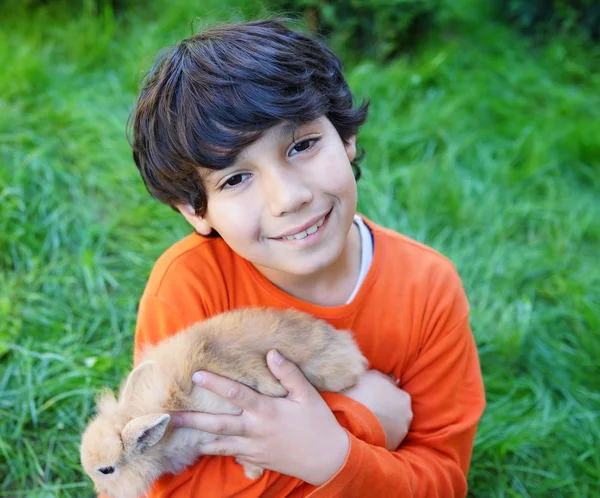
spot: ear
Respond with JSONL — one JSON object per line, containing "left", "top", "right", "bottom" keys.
{"left": 176, "top": 203, "right": 213, "bottom": 236}
{"left": 345, "top": 135, "right": 357, "bottom": 163}
{"left": 119, "top": 360, "right": 158, "bottom": 406}
{"left": 122, "top": 413, "right": 171, "bottom": 453}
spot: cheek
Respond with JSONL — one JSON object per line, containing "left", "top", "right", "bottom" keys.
{"left": 316, "top": 149, "right": 356, "bottom": 191}
{"left": 208, "top": 197, "right": 262, "bottom": 240}
{"left": 319, "top": 162, "right": 357, "bottom": 201}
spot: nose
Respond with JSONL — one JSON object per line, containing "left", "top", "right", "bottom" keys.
{"left": 262, "top": 166, "right": 313, "bottom": 217}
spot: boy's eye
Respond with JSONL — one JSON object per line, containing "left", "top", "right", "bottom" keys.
{"left": 289, "top": 138, "right": 319, "bottom": 156}
{"left": 222, "top": 173, "right": 251, "bottom": 189}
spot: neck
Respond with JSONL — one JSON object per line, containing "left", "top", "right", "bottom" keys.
{"left": 254, "top": 222, "right": 362, "bottom": 307}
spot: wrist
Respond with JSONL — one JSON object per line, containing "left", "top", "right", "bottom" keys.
{"left": 308, "top": 427, "right": 350, "bottom": 486}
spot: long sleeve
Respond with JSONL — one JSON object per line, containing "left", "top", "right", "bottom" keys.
{"left": 304, "top": 276, "right": 486, "bottom": 497}
{"left": 133, "top": 294, "right": 194, "bottom": 365}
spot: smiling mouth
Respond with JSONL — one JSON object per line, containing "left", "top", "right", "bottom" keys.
{"left": 278, "top": 215, "right": 326, "bottom": 241}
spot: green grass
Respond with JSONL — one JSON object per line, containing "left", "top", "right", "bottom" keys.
{"left": 1, "top": 1, "right": 599, "bottom": 496}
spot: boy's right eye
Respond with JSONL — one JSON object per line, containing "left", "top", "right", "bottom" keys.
{"left": 223, "top": 173, "right": 251, "bottom": 189}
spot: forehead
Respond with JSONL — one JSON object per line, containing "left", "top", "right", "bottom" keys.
{"left": 81, "top": 418, "right": 124, "bottom": 467}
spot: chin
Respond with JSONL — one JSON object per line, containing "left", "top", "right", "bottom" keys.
{"left": 290, "top": 251, "right": 342, "bottom": 276}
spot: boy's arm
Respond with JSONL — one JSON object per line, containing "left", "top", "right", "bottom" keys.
{"left": 304, "top": 272, "right": 486, "bottom": 497}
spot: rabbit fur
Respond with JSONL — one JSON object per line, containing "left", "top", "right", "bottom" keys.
{"left": 80, "top": 307, "right": 367, "bottom": 498}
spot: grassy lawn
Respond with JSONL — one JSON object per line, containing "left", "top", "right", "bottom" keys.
{"left": 1, "top": 0, "right": 599, "bottom": 496}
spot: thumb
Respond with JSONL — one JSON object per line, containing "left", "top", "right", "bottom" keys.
{"left": 266, "top": 349, "right": 318, "bottom": 401}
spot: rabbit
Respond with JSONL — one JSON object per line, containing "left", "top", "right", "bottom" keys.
{"left": 80, "top": 307, "right": 368, "bottom": 498}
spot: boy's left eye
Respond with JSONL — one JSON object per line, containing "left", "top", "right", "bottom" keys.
{"left": 289, "top": 138, "right": 319, "bottom": 157}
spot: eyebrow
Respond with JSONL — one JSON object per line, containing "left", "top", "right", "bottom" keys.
{"left": 275, "top": 121, "right": 302, "bottom": 142}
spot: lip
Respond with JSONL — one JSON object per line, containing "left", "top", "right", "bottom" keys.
{"left": 272, "top": 209, "right": 332, "bottom": 239}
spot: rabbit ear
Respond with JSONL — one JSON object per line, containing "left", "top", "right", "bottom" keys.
{"left": 119, "top": 360, "right": 159, "bottom": 405}
{"left": 122, "top": 413, "right": 170, "bottom": 453}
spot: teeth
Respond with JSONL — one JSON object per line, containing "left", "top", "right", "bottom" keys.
{"left": 289, "top": 230, "right": 308, "bottom": 241}
{"left": 283, "top": 215, "right": 325, "bottom": 241}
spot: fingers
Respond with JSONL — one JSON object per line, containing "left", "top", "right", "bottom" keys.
{"left": 266, "top": 349, "right": 318, "bottom": 401}
{"left": 174, "top": 412, "right": 249, "bottom": 437}
{"left": 199, "top": 437, "right": 251, "bottom": 458}
{"left": 193, "top": 371, "right": 264, "bottom": 411}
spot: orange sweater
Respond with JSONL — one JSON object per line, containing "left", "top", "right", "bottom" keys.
{"left": 128, "top": 215, "right": 485, "bottom": 497}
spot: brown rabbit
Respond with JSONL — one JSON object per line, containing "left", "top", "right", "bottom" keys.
{"left": 80, "top": 307, "right": 367, "bottom": 498}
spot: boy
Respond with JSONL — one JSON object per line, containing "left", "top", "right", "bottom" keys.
{"left": 127, "top": 18, "right": 485, "bottom": 497}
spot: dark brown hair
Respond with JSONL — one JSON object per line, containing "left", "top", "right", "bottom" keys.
{"left": 129, "top": 18, "right": 370, "bottom": 233}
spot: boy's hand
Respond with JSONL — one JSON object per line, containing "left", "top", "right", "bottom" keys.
{"left": 173, "top": 350, "right": 349, "bottom": 486}
{"left": 342, "top": 370, "right": 413, "bottom": 450}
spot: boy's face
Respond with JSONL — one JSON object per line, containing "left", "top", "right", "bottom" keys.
{"left": 178, "top": 116, "right": 357, "bottom": 280}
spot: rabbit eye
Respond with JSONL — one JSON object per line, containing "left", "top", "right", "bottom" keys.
{"left": 98, "top": 466, "right": 115, "bottom": 475}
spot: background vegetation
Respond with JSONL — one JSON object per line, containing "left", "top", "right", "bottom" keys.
{"left": 1, "top": 0, "right": 599, "bottom": 495}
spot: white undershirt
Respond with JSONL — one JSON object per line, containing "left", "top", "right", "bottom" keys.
{"left": 346, "top": 215, "right": 374, "bottom": 303}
